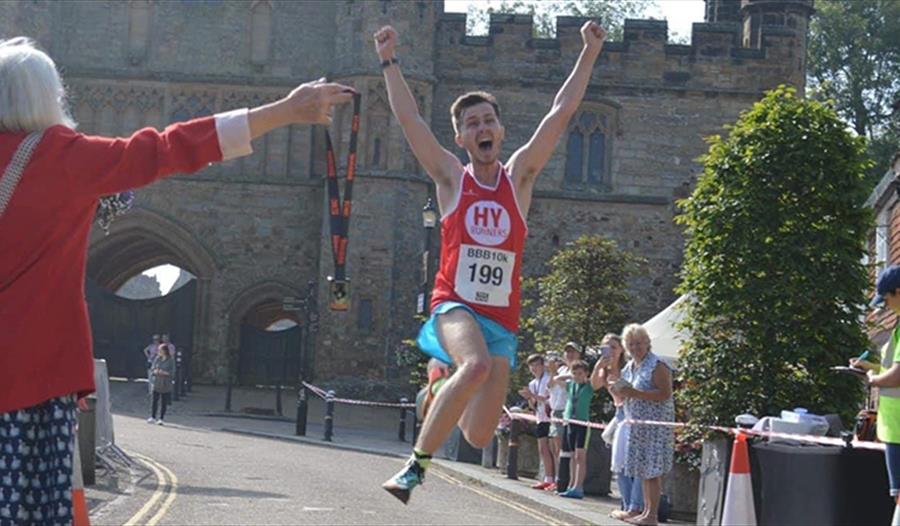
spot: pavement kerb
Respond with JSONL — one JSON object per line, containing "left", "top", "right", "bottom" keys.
{"left": 219, "top": 427, "right": 602, "bottom": 525}
{"left": 220, "top": 427, "right": 408, "bottom": 460}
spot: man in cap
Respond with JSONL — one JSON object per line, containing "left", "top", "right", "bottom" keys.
{"left": 853, "top": 265, "right": 900, "bottom": 521}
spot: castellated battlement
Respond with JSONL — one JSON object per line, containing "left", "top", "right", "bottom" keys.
{"left": 436, "top": 13, "right": 806, "bottom": 93}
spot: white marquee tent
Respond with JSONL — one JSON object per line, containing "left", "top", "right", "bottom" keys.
{"left": 643, "top": 295, "right": 689, "bottom": 368}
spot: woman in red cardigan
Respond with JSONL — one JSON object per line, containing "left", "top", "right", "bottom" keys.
{"left": 0, "top": 36, "right": 355, "bottom": 524}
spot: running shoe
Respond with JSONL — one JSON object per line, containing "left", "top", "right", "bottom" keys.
{"left": 382, "top": 459, "right": 425, "bottom": 505}
{"left": 559, "top": 488, "right": 584, "bottom": 499}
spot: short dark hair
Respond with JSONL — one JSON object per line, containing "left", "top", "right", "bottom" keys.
{"left": 571, "top": 360, "right": 589, "bottom": 373}
{"left": 526, "top": 353, "right": 544, "bottom": 365}
{"left": 451, "top": 91, "right": 501, "bottom": 132}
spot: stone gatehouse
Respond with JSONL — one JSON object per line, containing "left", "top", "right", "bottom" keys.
{"left": 0, "top": 0, "right": 814, "bottom": 385}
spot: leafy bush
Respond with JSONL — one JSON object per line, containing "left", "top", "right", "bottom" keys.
{"left": 675, "top": 86, "right": 873, "bottom": 435}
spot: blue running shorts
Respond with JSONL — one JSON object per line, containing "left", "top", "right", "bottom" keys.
{"left": 416, "top": 302, "right": 518, "bottom": 369}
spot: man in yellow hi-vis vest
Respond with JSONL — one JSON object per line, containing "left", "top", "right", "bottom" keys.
{"left": 854, "top": 265, "right": 900, "bottom": 525}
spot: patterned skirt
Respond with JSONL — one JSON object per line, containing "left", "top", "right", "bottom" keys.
{"left": 0, "top": 396, "right": 76, "bottom": 526}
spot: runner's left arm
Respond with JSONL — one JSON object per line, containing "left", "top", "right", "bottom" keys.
{"left": 507, "top": 21, "right": 606, "bottom": 209}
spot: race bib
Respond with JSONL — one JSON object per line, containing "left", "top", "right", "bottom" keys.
{"left": 454, "top": 244, "right": 515, "bottom": 307}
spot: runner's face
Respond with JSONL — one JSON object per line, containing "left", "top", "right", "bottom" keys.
{"left": 455, "top": 102, "right": 504, "bottom": 165}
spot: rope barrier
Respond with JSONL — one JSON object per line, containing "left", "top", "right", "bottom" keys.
{"left": 301, "top": 381, "right": 416, "bottom": 409}
{"left": 502, "top": 406, "right": 886, "bottom": 452}
{"left": 299, "top": 383, "right": 885, "bottom": 451}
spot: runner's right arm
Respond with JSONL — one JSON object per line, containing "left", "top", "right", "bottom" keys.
{"left": 374, "top": 26, "right": 463, "bottom": 191}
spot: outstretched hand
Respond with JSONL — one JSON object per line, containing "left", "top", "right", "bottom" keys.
{"left": 283, "top": 78, "right": 356, "bottom": 126}
{"left": 581, "top": 20, "right": 607, "bottom": 54}
{"left": 374, "top": 25, "right": 398, "bottom": 61}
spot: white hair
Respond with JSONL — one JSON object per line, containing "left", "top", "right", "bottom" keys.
{"left": 0, "top": 37, "right": 76, "bottom": 132}
{"left": 622, "top": 323, "right": 651, "bottom": 349}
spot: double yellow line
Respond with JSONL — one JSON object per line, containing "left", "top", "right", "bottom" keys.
{"left": 430, "top": 466, "right": 568, "bottom": 526}
{"left": 125, "top": 453, "right": 179, "bottom": 526}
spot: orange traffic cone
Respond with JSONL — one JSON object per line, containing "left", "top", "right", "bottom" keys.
{"left": 721, "top": 431, "right": 756, "bottom": 526}
{"left": 71, "top": 433, "right": 91, "bottom": 526}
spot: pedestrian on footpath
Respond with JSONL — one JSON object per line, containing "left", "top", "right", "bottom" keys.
{"left": 612, "top": 324, "right": 674, "bottom": 526}
{"left": 0, "top": 36, "right": 355, "bottom": 525}
{"left": 148, "top": 344, "right": 175, "bottom": 425}
{"left": 519, "top": 354, "right": 555, "bottom": 490}
{"left": 596, "top": 333, "right": 644, "bottom": 521}
{"left": 143, "top": 334, "right": 161, "bottom": 393}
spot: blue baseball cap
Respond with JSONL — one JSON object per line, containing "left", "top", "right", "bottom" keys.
{"left": 872, "top": 265, "right": 900, "bottom": 308}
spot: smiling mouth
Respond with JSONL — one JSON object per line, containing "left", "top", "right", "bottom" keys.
{"left": 478, "top": 139, "right": 493, "bottom": 152}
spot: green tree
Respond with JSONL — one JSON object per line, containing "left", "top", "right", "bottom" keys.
{"left": 807, "top": 0, "right": 900, "bottom": 188}
{"left": 675, "top": 86, "right": 873, "bottom": 428}
{"left": 465, "top": 0, "right": 652, "bottom": 40}
{"left": 522, "top": 235, "right": 643, "bottom": 421}
{"left": 523, "top": 235, "right": 643, "bottom": 353}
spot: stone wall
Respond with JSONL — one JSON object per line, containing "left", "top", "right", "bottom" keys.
{"left": 0, "top": 0, "right": 812, "bottom": 384}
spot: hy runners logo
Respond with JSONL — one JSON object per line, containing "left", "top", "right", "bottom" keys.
{"left": 465, "top": 200, "right": 510, "bottom": 246}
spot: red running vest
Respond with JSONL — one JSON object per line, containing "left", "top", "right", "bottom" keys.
{"left": 430, "top": 164, "right": 528, "bottom": 332}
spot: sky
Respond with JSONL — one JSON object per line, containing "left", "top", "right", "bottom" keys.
{"left": 443, "top": 0, "right": 706, "bottom": 40}
{"left": 143, "top": 1, "right": 706, "bottom": 296}
{"left": 143, "top": 264, "right": 180, "bottom": 295}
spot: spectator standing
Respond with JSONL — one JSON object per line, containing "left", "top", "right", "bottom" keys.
{"left": 596, "top": 333, "right": 644, "bottom": 521}
{"left": 613, "top": 324, "right": 674, "bottom": 526}
{"left": 143, "top": 334, "right": 161, "bottom": 393}
{"left": 520, "top": 354, "right": 554, "bottom": 489}
{"left": 558, "top": 359, "right": 602, "bottom": 499}
{"left": 544, "top": 352, "right": 567, "bottom": 492}
{"left": 0, "top": 36, "right": 355, "bottom": 524}
{"left": 554, "top": 341, "right": 581, "bottom": 492}
{"left": 148, "top": 344, "right": 175, "bottom": 424}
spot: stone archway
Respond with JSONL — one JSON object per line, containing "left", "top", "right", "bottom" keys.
{"left": 87, "top": 207, "right": 218, "bottom": 380}
{"left": 224, "top": 280, "right": 305, "bottom": 386}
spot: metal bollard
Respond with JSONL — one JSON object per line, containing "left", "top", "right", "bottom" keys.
{"left": 76, "top": 396, "right": 97, "bottom": 486}
{"left": 225, "top": 375, "right": 233, "bottom": 412}
{"left": 507, "top": 419, "right": 521, "bottom": 480}
{"left": 173, "top": 352, "right": 181, "bottom": 402}
{"left": 296, "top": 385, "right": 308, "bottom": 436}
{"left": 398, "top": 397, "right": 409, "bottom": 442}
{"left": 275, "top": 384, "right": 283, "bottom": 416}
{"left": 177, "top": 351, "right": 186, "bottom": 397}
{"left": 482, "top": 434, "right": 497, "bottom": 468}
{"left": 323, "top": 390, "right": 335, "bottom": 442}
{"left": 412, "top": 411, "right": 420, "bottom": 444}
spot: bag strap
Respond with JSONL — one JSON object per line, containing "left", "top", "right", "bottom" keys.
{"left": 0, "top": 131, "right": 45, "bottom": 219}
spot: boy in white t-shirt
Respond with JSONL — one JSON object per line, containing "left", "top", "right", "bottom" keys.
{"left": 519, "top": 353, "right": 554, "bottom": 490}
{"left": 544, "top": 352, "right": 568, "bottom": 492}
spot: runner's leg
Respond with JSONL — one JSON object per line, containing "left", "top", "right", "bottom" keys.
{"left": 457, "top": 355, "right": 509, "bottom": 448}
{"left": 414, "top": 308, "right": 493, "bottom": 453}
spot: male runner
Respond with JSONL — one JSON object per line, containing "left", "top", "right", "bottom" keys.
{"left": 374, "top": 21, "right": 606, "bottom": 504}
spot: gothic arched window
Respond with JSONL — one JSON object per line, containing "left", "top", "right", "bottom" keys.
{"left": 250, "top": 1, "right": 273, "bottom": 66}
{"left": 564, "top": 108, "right": 615, "bottom": 188}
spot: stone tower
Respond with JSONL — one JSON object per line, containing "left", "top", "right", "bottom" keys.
{"left": 315, "top": 0, "right": 442, "bottom": 378}
{"left": 741, "top": 0, "right": 815, "bottom": 48}
{"left": 705, "top": 0, "right": 743, "bottom": 23}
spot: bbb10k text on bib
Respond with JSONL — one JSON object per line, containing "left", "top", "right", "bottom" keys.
{"left": 454, "top": 200, "right": 515, "bottom": 307}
